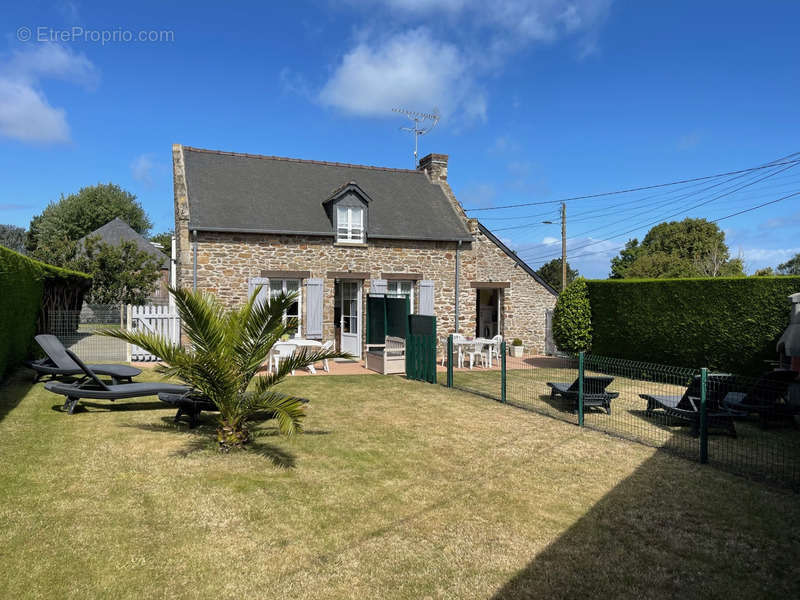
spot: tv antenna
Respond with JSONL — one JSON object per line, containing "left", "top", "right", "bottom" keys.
{"left": 393, "top": 107, "right": 440, "bottom": 167}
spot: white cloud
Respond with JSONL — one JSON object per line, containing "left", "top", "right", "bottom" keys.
{"left": 541, "top": 236, "right": 559, "bottom": 245}
{"left": 0, "top": 43, "right": 97, "bottom": 144}
{"left": 131, "top": 154, "right": 158, "bottom": 187}
{"left": 319, "top": 28, "right": 484, "bottom": 121}
{"left": 322, "top": 1, "right": 612, "bottom": 121}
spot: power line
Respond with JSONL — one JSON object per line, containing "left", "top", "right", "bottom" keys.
{"left": 515, "top": 161, "right": 799, "bottom": 262}
{"left": 464, "top": 155, "right": 800, "bottom": 212}
{"left": 524, "top": 189, "right": 800, "bottom": 266}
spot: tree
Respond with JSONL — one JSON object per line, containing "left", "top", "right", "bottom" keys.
{"left": 0, "top": 224, "right": 27, "bottom": 254}
{"left": 777, "top": 252, "right": 800, "bottom": 275}
{"left": 609, "top": 239, "right": 645, "bottom": 278}
{"left": 101, "top": 287, "right": 347, "bottom": 450}
{"left": 27, "top": 183, "right": 151, "bottom": 264}
{"left": 149, "top": 230, "right": 173, "bottom": 258}
{"left": 535, "top": 258, "right": 578, "bottom": 291}
{"left": 68, "top": 236, "right": 163, "bottom": 305}
{"left": 753, "top": 267, "right": 775, "bottom": 276}
{"left": 552, "top": 277, "right": 592, "bottom": 352}
{"left": 608, "top": 218, "right": 745, "bottom": 279}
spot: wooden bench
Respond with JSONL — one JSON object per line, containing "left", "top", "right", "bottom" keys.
{"left": 365, "top": 335, "right": 406, "bottom": 375}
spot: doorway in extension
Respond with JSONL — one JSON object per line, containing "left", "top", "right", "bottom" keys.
{"left": 475, "top": 287, "right": 502, "bottom": 338}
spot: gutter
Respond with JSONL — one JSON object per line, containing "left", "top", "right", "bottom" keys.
{"left": 192, "top": 230, "right": 197, "bottom": 291}
{"left": 455, "top": 240, "right": 461, "bottom": 333}
{"left": 188, "top": 225, "right": 472, "bottom": 243}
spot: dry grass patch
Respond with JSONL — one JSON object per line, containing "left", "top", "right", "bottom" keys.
{"left": 0, "top": 367, "right": 798, "bottom": 599}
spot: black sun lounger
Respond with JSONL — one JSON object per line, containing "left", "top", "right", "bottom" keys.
{"left": 721, "top": 369, "right": 798, "bottom": 426}
{"left": 546, "top": 376, "right": 619, "bottom": 414}
{"left": 44, "top": 349, "right": 190, "bottom": 414}
{"left": 25, "top": 334, "right": 141, "bottom": 384}
{"left": 640, "top": 373, "right": 740, "bottom": 436}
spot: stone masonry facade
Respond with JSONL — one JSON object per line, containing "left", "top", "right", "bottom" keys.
{"left": 173, "top": 145, "right": 556, "bottom": 353}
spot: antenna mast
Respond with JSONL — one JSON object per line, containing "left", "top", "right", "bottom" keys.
{"left": 392, "top": 107, "right": 440, "bottom": 168}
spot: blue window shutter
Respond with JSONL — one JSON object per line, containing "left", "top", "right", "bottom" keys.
{"left": 248, "top": 277, "right": 269, "bottom": 307}
{"left": 370, "top": 279, "right": 388, "bottom": 295}
{"left": 419, "top": 280, "right": 435, "bottom": 315}
{"left": 305, "top": 278, "right": 323, "bottom": 339}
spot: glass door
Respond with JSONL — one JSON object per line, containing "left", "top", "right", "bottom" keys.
{"left": 335, "top": 280, "right": 362, "bottom": 358}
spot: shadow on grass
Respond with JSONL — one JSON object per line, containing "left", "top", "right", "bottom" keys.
{"left": 490, "top": 448, "right": 800, "bottom": 599}
{"left": 0, "top": 368, "right": 35, "bottom": 424}
{"left": 50, "top": 400, "right": 167, "bottom": 413}
{"left": 121, "top": 419, "right": 302, "bottom": 468}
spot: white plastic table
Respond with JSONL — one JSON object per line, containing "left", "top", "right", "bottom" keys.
{"left": 452, "top": 337, "right": 495, "bottom": 368}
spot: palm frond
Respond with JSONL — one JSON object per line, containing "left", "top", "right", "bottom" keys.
{"left": 247, "top": 390, "right": 308, "bottom": 435}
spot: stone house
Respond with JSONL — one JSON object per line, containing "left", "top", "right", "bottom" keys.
{"left": 172, "top": 144, "right": 557, "bottom": 358}
{"left": 77, "top": 217, "right": 171, "bottom": 304}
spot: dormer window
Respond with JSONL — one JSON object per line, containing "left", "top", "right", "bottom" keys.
{"left": 336, "top": 205, "right": 364, "bottom": 243}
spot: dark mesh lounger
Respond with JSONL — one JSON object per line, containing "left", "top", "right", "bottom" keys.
{"left": 25, "top": 334, "right": 141, "bottom": 384}
{"left": 640, "top": 373, "right": 740, "bottom": 437}
{"left": 44, "top": 349, "right": 190, "bottom": 414}
{"left": 546, "top": 376, "right": 619, "bottom": 414}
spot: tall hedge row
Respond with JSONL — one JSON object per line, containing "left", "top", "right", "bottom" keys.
{"left": 584, "top": 276, "right": 800, "bottom": 374}
{"left": 0, "top": 246, "right": 91, "bottom": 380}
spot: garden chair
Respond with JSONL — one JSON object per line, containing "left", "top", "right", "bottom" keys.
{"left": 487, "top": 334, "right": 503, "bottom": 367}
{"left": 272, "top": 343, "right": 297, "bottom": 375}
{"left": 721, "top": 369, "right": 798, "bottom": 427}
{"left": 465, "top": 341, "right": 488, "bottom": 370}
{"left": 320, "top": 341, "right": 333, "bottom": 372}
{"left": 546, "top": 376, "right": 619, "bottom": 414}
{"left": 441, "top": 333, "right": 466, "bottom": 367}
{"left": 25, "top": 334, "right": 141, "bottom": 384}
{"left": 639, "top": 373, "right": 739, "bottom": 436}
{"left": 43, "top": 349, "right": 191, "bottom": 414}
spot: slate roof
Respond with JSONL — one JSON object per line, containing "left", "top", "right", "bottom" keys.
{"left": 181, "top": 147, "right": 473, "bottom": 242}
{"left": 78, "top": 217, "right": 169, "bottom": 269}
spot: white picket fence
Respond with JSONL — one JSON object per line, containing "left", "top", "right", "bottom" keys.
{"left": 127, "top": 304, "right": 180, "bottom": 361}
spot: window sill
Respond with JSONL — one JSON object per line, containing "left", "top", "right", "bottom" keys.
{"left": 334, "top": 241, "right": 368, "bottom": 248}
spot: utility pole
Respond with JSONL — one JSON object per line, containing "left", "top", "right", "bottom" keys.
{"left": 561, "top": 202, "right": 567, "bottom": 293}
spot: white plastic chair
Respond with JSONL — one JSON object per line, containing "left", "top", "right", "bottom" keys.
{"left": 487, "top": 335, "right": 503, "bottom": 367}
{"left": 441, "top": 333, "right": 466, "bottom": 368}
{"left": 465, "top": 342, "right": 487, "bottom": 370}
{"left": 320, "top": 340, "right": 333, "bottom": 372}
{"left": 272, "top": 343, "right": 297, "bottom": 375}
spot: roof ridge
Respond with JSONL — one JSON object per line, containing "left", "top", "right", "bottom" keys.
{"left": 181, "top": 145, "right": 423, "bottom": 174}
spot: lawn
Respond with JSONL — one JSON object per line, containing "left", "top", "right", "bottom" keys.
{"left": 453, "top": 361, "right": 800, "bottom": 487}
{"left": 1, "top": 367, "right": 799, "bottom": 599}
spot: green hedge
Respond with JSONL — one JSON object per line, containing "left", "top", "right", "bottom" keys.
{"left": 0, "top": 246, "right": 91, "bottom": 380}
{"left": 584, "top": 276, "right": 800, "bottom": 374}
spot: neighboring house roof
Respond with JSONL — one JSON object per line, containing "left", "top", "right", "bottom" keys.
{"left": 477, "top": 222, "right": 559, "bottom": 296}
{"left": 181, "top": 146, "right": 473, "bottom": 242}
{"left": 78, "top": 217, "right": 169, "bottom": 269}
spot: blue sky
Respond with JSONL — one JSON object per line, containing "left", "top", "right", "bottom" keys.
{"left": 1, "top": 0, "right": 798, "bottom": 277}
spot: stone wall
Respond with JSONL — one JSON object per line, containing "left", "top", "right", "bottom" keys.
{"left": 178, "top": 229, "right": 555, "bottom": 353}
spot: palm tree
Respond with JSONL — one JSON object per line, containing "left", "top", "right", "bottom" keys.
{"left": 101, "top": 286, "right": 349, "bottom": 450}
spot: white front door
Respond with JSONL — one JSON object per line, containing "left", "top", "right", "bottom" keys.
{"left": 337, "top": 280, "right": 362, "bottom": 359}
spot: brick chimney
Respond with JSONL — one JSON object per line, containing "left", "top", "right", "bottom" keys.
{"left": 418, "top": 153, "right": 449, "bottom": 183}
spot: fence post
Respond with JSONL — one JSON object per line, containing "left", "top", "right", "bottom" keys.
{"left": 500, "top": 340, "right": 507, "bottom": 403}
{"left": 578, "top": 351, "right": 585, "bottom": 426}
{"left": 446, "top": 334, "right": 454, "bottom": 388}
{"left": 699, "top": 367, "right": 708, "bottom": 464}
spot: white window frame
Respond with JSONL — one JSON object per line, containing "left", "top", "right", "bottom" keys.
{"left": 386, "top": 280, "right": 414, "bottom": 311}
{"left": 269, "top": 278, "right": 302, "bottom": 337}
{"left": 336, "top": 205, "right": 365, "bottom": 243}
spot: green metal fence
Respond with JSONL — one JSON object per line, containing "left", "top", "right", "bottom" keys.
{"left": 443, "top": 335, "right": 800, "bottom": 489}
